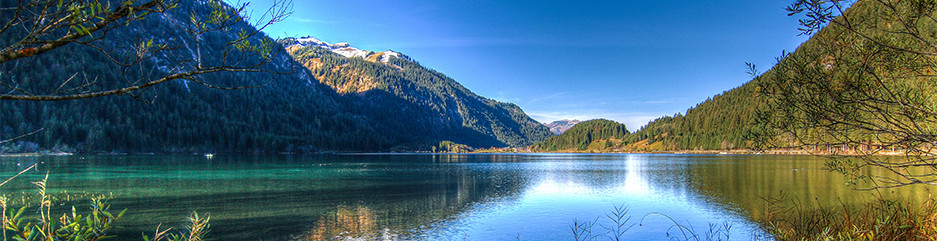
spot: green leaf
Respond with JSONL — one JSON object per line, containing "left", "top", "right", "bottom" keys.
{"left": 26, "top": 227, "right": 37, "bottom": 239}
{"left": 14, "top": 206, "right": 26, "bottom": 218}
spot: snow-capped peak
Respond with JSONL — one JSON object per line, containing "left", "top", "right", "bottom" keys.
{"left": 295, "top": 36, "right": 327, "bottom": 46}
{"left": 378, "top": 50, "right": 400, "bottom": 63}
{"left": 331, "top": 46, "right": 370, "bottom": 59}
{"left": 286, "top": 36, "right": 402, "bottom": 63}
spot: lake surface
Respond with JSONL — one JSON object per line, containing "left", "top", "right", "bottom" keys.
{"left": 0, "top": 154, "right": 933, "bottom": 240}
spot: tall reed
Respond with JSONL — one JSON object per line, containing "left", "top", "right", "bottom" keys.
{"left": 759, "top": 194, "right": 937, "bottom": 240}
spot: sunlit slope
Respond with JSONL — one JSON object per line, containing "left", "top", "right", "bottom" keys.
{"left": 626, "top": 83, "right": 766, "bottom": 151}
{"left": 531, "top": 119, "right": 629, "bottom": 152}
{"left": 627, "top": 0, "right": 907, "bottom": 151}
{"left": 283, "top": 38, "right": 553, "bottom": 149}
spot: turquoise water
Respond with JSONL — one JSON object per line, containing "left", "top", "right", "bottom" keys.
{"left": 0, "top": 154, "right": 928, "bottom": 240}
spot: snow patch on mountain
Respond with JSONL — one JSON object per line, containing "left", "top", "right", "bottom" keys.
{"left": 289, "top": 37, "right": 401, "bottom": 63}
{"left": 296, "top": 36, "right": 327, "bottom": 46}
{"left": 379, "top": 50, "right": 399, "bottom": 62}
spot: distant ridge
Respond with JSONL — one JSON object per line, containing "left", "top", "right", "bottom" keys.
{"left": 545, "top": 119, "right": 581, "bottom": 135}
{"left": 531, "top": 119, "right": 628, "bottom": 152}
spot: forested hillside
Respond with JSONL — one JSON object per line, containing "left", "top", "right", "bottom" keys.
{"left": 0, "top": 0, "right": 386, "bottom": 153}
{"left": 0, "top": 0, "right": 550, "bottom": 153}
{"left": 625, "top": 0, "right": 924, "bottom": 152}
{"left": 531, "top": 119, "right": 628, "bottom": 151}
{"left": 626, "top": 83, "right": 766, "bottom": 151}
{"left": 282, "top": 38, "right": 553, "bottom": 148}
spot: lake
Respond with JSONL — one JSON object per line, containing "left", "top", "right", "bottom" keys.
{"left": 0, "top": 154, "right": 932, "bottom": 240}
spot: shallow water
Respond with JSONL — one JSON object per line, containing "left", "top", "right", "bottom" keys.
{"left": 0, "top": 154, "right": 931, "bottom": 240}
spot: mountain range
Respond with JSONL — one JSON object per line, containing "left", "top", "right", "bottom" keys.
{"left": 4, "top": 0, "right": 902, "bottom": 154}
{"left": 0, "top": 0, "right": 552, "bottom": 153}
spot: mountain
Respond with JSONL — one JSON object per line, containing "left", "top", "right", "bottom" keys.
{"left": 0, "top": 0, "right": 550, "bottom": 153}
{"left": 280, "top": 37, "right": 553, "bottom": 149}
{"left": 624, "top": 0, "right": 911, "bottom": 152}
{"left": 531, "top": 119, "right": 629, "bottom": 152}
{"left": 624, "top": 82, "right": 765, "bottom": 151}
{"left": 0, "top": 0, "right": 385, "bottom": 153}
{"left": 546, "top": 119, "right": 581, "bottom": 135}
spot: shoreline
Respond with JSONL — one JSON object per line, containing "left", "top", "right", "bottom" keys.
{"left": 476, "top": 148, "right": 916, "bottom": 156}
{"left": 2, "top": 149, "right": 916, "bottom": 157}
{"left": 0, "top": 152, "right": 73, "bottom": 158}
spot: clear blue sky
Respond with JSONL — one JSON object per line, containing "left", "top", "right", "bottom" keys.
{"left": 231, "top": 0, "right": 808, "bottom": 130}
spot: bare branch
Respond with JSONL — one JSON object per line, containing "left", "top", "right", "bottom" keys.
{"left": 760, "top": 0, "right": 937, "bottom": 188}
{"left": 0, "top": 0, "right": 294, "bottom": 101}
{"left": 0, "top": 128, "right": 43, "bottom": 145}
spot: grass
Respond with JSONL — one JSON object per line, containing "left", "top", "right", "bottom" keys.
{"left": 573, "top": 196, "right": 937, "bottom": 241}
{"left": 143, "top": 212, "right": 210, "bottom": 241}
{"left": 571, "top": 205, "right": 732, "bottom": 241}
{"left": 640, "top": 213, "right": 733, "bottom": 241}
{"left": 758, "top": 194, "right": 937, "bottom": 241}
{"left": 0, "top": 168, "right": 211, "bottom": 241}
{"left": 570, "top": 204, "right": 637, "bottom": 241}
{"left": 1, "top": 174, "right": 125, "bottom": 241}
